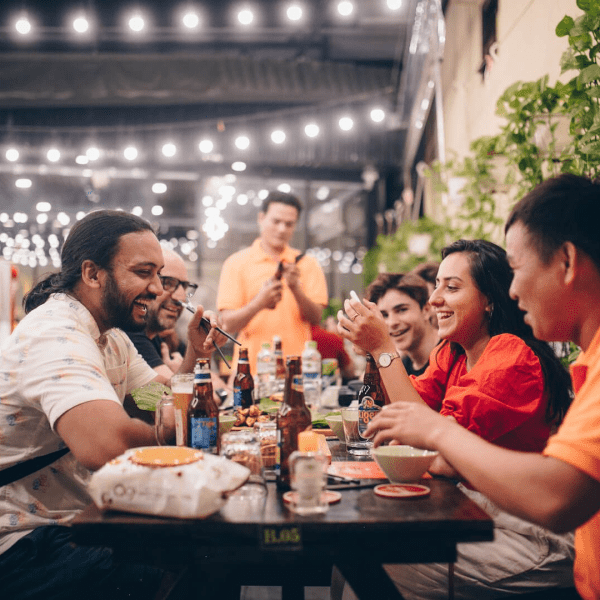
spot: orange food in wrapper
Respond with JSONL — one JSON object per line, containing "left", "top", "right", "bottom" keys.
{"left": 88, "top": 447, "right": 250, "bottom": 519}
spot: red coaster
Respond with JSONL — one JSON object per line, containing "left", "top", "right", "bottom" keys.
{"left": 374, "top": 484, "right": 430, "bottom": 499}
{"left": 283, "top": 490, "right": 342, "bottom": 505}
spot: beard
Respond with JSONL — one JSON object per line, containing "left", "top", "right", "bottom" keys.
{"left": 102, "top": 270, "right": 152, "bottom": 332}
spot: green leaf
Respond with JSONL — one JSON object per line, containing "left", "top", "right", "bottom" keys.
{"left": 570, "top": 33, "right": 593, "bottom": 51}
{"left": 577, "top": 0, "right": 592, "bottom": 12}
{"left": 578, "top": 63, "right": 600, "bottom": 84}
{"left": 580, "top": 140, "right": 600, "bottom": 154}
{"left": 556, "top": 15, "right": 575, "bottom": 37}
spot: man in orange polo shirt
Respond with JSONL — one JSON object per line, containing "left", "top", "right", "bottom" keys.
{"left": 366, "top": 174, "right": 600, "bottom": 600}
{"left": 217, "top": 191, "right": 328, "bottom": 372}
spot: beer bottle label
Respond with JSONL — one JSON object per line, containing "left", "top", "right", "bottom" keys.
{"left": 358, "top": 396, "right": 380, "bottom": 439}
{"left": 233, "top": 386, "right": 242, "bottom": 407}
{"left": 189, "top": 416, "right": 218, "bottom": 450}
{"left": 292, "top": 376, "right": 304, "bottom": 392}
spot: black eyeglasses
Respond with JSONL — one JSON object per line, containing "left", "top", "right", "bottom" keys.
{"left": 158, "top": 275, "right": 198, "bottom": 298}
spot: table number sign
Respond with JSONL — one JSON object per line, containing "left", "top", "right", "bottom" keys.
{"left": 260, "top": 524, "right": 303, "bottom": 551}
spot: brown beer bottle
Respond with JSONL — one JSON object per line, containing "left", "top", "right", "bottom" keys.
{"left": 273, "top": 335, "right": 286, "bottom": 393}
{"left": 357, "top": 354, "right": 385, "bottom": 439}
{"left": 276, "top": 356, "right": 312, "bottom": 490}
{"left": 233, "top": 347, "right": 255, "bottom": 409}
{"left": 188, "top": 358, "right": 220, "bottom": 454}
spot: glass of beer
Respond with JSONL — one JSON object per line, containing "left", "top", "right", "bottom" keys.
{"left": 171, "top": 373, "right": 194, "bottom": 446}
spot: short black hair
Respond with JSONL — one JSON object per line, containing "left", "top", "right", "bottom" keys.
{"left": 410, "top": 261, "right": 440, "bottom": 287}
{"left": 505, "top": 174, "right": 600, "bottom": 272}
{"left": 261, "top": 191, "right": 303, "bottom": 217}
{"left": 365, "top": 272, "right": 430, "bottom": 309}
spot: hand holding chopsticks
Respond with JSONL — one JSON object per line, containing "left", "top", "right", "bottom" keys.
{"left": 174, "top": 300, "right": 240, "bottom": 369}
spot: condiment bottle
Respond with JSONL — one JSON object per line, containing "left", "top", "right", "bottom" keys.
{"left": 358, "top": 353, "right": 386, "bottom": 439}
{"left": 188, "top": 358, "right": 220, "bottom": 454}
{"left": 233, "top": 347, "right": 255, "bottom": 409}
{"left": 276, "top": 356, "right": 312, "bottom": 490}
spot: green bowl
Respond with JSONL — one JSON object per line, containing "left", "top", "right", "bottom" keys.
{"left": 219, "top": 415, "right": 237, "bottom": 435}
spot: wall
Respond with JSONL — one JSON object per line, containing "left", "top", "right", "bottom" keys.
{"left": 442, "top": 0, "right": 582, "bottom": 158}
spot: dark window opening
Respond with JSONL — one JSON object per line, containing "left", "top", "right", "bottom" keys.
{"left": 479, "top": 0, "right": 498, "bottom": 80}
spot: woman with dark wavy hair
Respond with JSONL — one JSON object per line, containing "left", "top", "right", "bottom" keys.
{"left": 337, "top": 239, "right": 574, "bottom": 600}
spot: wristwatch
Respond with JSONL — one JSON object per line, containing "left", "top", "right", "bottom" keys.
{"left": 377, "top": 352, "right": 400, "bottom": 368}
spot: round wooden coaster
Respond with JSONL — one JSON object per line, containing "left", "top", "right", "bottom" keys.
{"left": 374, "top": 484, "right": 430, "bottom": 498}
{"left": 130, "top": 447, "right": 203, "bottom": 468}
{"left": 283, "top": 490, "right": 342, "bottom": 505}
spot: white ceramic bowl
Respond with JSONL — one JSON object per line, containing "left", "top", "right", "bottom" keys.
{"left": 372, "top": 445, "right": 438, "bottom": 483}
{"left": 325, "top": 415, "right": 345, "bottom": 442}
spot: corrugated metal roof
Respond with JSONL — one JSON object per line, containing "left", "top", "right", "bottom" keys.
{"left": 0, "top": 53, "right": 393, "bottom": 108}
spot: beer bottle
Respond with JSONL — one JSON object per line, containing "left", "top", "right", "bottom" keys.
{"left": 273, "top": 335, "right": 286, "bottom": 394}
{"left": 358, "top": 353, "right": 386, "bottom": 439}
{"left": 188, "top": 358, "right": 220, "bottom": 454}
{"left": 276, "top": 356, "right": 312, "bottom": 490}
{"left": 233, "top": 347, "right": 255, "bottom": 409}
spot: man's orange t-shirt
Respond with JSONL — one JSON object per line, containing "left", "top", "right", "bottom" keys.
{"left": 544, "top": 326, "right": 600, "bottom": 600}
{"left": 217, "top": 239, "right": 328, "bottom": 372}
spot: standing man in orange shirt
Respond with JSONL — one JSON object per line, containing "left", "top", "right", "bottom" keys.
{"left": 217, "top": 191, "right": 328, "bottom": 372}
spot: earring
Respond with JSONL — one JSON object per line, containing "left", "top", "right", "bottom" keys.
{"left": 487, "top": 305, "right": 494, "bottom": 320}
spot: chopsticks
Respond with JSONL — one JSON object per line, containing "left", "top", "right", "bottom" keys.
{"left": 174, "top": 299, "right": 241, "bottom": 369}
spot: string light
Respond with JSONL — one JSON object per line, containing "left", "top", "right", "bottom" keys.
{"left": 237, "top": 9, "right": 254, "bottom": 26}
{"left": 198, "top": 139, "right": 214, "bottom": 153}
{"left": 123, "top": 146, "right": 138, "bottom": 161}
{"left": 47, "top": 148, "right": 61, "bottom": 163}
{"left": 72, "top": 15, "right": 90, "bottom": 34}
{"left": 234, "top": 135, "right": 250, "bottom": 150}
{"left": 271, "top": 130, "right": 286, "bottom": 144}
{"left": 6, "top": 149, "right": 19, "bottom": 162}
{"left": 15, "top": 16, "right": 32, "bottom": 36}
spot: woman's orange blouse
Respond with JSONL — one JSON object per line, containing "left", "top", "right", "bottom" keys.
{"left": 410, "top": 333, "right": 551, "bottom": 452}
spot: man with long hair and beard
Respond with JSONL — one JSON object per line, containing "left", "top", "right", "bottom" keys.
{"left": 0, "top": 210, "right": 224, "bottom": 600}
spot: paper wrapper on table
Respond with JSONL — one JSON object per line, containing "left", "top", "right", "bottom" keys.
{"left": 88, "top": 447, "right": 250, "bottom": 519}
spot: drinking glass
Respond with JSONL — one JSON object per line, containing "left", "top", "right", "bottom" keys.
{"left": 221, "top": 430, "right": 263, "bottom": 477}
{"left": 171, "top": 373, "right": 194, "bottom": 446}
{"left": 155, "top": 394, "right": 176, "bottom": 446}
{"left": 220, "top": 430, "right": 267, "bottom": 519}
{"left": 341, "top": 407, "right": 372, "bottom": 455}
{"left": 254, "top": 420, "right": 277, "bottom": 480}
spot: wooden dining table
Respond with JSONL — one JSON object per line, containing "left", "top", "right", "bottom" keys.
{"left": 70, "top": 440, "right": 494, "bottom": 600}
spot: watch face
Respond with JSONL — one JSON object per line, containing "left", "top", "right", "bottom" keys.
{"left": 379, "top": 353, "right": 392, "bottom": 367}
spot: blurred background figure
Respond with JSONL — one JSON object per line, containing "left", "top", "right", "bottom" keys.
{"left": 310, "top": 322, "right": 357, "bottom": 384}
{"left": 410, "top": 261, "right": 440, "bottom": 328}
{"left": 366, "top": 273, "right": 438, "bottom": 376}
{"left": 217, "top": 191, "right": 328, "bottom": 372}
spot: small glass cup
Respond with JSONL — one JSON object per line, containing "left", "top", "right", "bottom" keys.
{"left": 254, "top": 420, "right": 278, "bottom": 480}
{"left": 288, "top": 451, "right": 329, "bottom": 515}
{"left": 221, "top": 430, "right": 263, "bottom": 477}
{"left": 341, "top": 407, "right": 372, "bottom": 456}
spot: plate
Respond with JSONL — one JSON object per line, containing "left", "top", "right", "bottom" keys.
{"left": 283, "top": 490, "right": 342, "bottom": 505}
{"left": 374, "top": 484, "right": 430, "bottom": 499}
{"left": 129, "top": 447, "right": 203, "bottom": 468}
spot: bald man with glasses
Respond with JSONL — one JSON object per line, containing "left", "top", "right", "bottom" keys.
{"left": 125, "top": 247, "right": 197, "bottom": 382}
